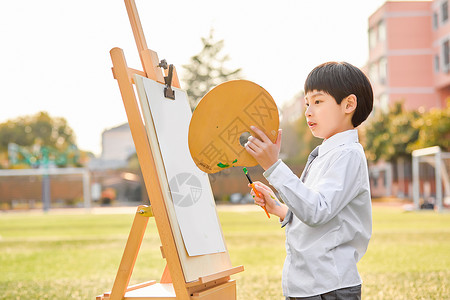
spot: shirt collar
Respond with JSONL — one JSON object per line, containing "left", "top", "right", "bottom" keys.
{"left": 318, "top": 129, "right": 359, "bottom": 157}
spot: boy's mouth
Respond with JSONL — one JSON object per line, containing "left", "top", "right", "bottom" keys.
{"left": 307, "top": 121, "right": 317, "bottom": 128}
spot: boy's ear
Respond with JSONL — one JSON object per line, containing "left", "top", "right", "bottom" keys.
{"left": 343, "top": 94, "right": 357, "bottom": 114}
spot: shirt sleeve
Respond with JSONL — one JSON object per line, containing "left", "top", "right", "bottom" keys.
{"left": 263, "top": 159, "right": 282, "bottom": 177}
{"left": 264, "top": 150, "right": 363, "bottom": 227}
{"left": 280, "top": 209, "right": 293, "bottom": 228}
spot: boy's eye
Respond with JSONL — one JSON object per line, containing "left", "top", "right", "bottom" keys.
{"left": 314, "top": 100, "right": 320, "bottom": 104}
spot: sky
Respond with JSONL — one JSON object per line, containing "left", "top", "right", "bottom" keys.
{"left": 0, "top": 0, "right": 389, "bottom": 156}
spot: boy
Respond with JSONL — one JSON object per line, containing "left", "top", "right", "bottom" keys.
{"left": 245, "top": 62, "right": 373, "bottom": 300}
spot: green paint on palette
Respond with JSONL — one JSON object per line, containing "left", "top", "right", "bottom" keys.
{"left": 243, "top": 167, "right": 248, "bottom": 174}
{"left": 232, "top": 159, "right": 238, "bottom": 164}
{"left": 270, "top": 195, "right": 275, "bottom": 199}
{"left": 217, "top": 162, "right": 230, "bottom": 168}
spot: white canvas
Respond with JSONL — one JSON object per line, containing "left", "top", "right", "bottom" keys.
{"left": 136, "top": 76, "right": 226, "bottom": 256}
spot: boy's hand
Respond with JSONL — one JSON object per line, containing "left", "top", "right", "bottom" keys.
{"left": 250, "top": 181, "right": 287, "bottom": 220}
{"left": 245, "top": 126, "right": 282, "bottom": 170}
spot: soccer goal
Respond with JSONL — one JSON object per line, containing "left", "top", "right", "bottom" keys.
{"left": 412, "top": 146, "right": 450, "bottom": 211}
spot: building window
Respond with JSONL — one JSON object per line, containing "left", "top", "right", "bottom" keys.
{"left": 378, "top": 20, "right": 386, "bottom": 42}
{"left": 442, "top": 1, "right": 448, "bottom": 23}
{"left": 433, "top": 12, "right": 439, "bottom": 29}
{"left": 369, "top": 27, "right": 377, "bottom": 49}
{"left": 369, "top": 20, "right": 386, "bottom": 49}
{"left": 369, "top": 63, "right": 378, "bottom": 83}
{"left": 379, "top": 94, "right": 389, "bottom": 113}
{"left": 379, "top": 57, "right": 387, "bottom": 84}
{"left": 443, "top": 40, "right": 450, "bottom": 72}
{"left": 434, "top": 55, "right": 440, "bottom": 73}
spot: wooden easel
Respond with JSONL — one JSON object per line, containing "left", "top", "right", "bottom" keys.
{"left": 97, "top": 1, "right": 243, "bottom": 299}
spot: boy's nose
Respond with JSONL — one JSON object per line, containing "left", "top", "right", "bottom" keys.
{"left": 305, "top": 106, "right": 312, "bottom": 117}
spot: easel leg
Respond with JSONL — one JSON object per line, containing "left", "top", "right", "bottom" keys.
{"left": 160, "top": 264, "right": 172, "bottom": 284}
{"left": 109, "top": 205, "right": 151, "bottom": 300}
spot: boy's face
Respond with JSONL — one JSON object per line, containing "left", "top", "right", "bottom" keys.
{"left": 304, "top": 90, "right": 354, "bottom": 140}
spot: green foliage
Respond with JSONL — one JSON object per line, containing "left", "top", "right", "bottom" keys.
{"left": 0, "top": 206, "right": 449, "bottom": 299}
{"left": 182, "top": 29, "right": 242, "bottom": 110}
{"left": 0, "top": 111, "right": 81, "bottom": 168}
{"left": 0, "top": 111, "right": 75, "bottom": 151}
{"left": 364, "top": 101, "right": 420, "bottom": 162}
{"left": 408, "top": 100, "right": 450, "bottom": 152}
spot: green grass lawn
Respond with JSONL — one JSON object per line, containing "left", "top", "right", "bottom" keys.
{"left": 0, "top": 205, "right": 449, "bottom": 299}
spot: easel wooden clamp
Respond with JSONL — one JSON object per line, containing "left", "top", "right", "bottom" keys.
{"left": 97, "top": 1, "right": 243, "bottom": 299}
{"left": 158, "top": 59, "right": 176, "bottom": 100}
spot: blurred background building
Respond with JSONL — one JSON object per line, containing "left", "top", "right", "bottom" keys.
{"left": 367, "top": 0, "right": 445, "bottom": 113}
{"left": 88, "top": 123, "right": 146, "bottom": 206}
{"left": 366, "top": 0, "right": 449, "bottom": 200}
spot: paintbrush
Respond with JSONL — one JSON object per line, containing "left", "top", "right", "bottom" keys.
{"left": 243, "top": 167, "right": 270, "bottom": 218}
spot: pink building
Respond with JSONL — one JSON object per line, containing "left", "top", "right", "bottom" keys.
{"left": 432, "top": 0, "right": 450, "bottom": 100}
{"left": 367, "top": 0, "right": 449, "bottom": 113}
{"left": 367, "top": 0, "right": 449, "bottom": 199}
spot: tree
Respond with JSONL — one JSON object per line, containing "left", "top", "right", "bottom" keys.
{"left": 0, "top": 111, "right": 76, "bottom": 151}
{"left": 0, "top": 111, "right": 81, "bottom": 168}
{"left": 182, "top": 29, "right": 243, "bottom": 110}
{"left": 408, "top": 99, "right": 450, "bottom": 152}
{"left": 363, "top": 101, "right": 420, "bottom": 163}
{"left": 362, "top": 101, "right": 421, "bottom": 196}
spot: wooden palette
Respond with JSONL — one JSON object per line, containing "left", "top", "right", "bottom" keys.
{"left": 188, "top": 80, "right": 279, "bottom": 174}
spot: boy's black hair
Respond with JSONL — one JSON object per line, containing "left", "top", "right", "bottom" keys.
{"left": 304, "top": 61, "right": 374, "bottom": 127}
